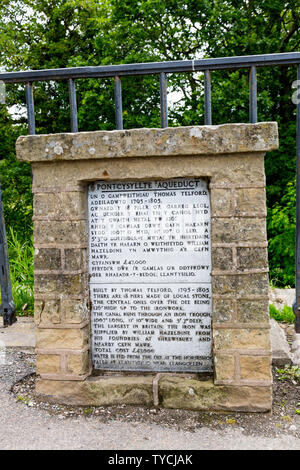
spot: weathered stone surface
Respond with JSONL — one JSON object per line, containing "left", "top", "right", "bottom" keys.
{"left": 158, "top": 377, "right": 272, "bottom": 412}
{"left": 291, "top": 334, "right": 300, "bottom": 366}
{"left": 17, "top": 123, "right": 278, "bottom": 162}
{"left": 210, "top": 189, "right": 233, "bottom": 216}
{"left": 212, "top": 273, "right": 269, "bottom": 296}
{"left": 270, "top": 318, "right": 293, "bottom": 366}
{"left": 212, "top": 218, "right": 267, "bottom": 244}
{"left": 34, "top": 274, "right": 84, "bottom": 296}
{"left": 36, "top": 354, "right": 61, "bottom": 375}
{"left": 34, "top": 220, "right": 87, "bottom": 245}
{"left": 57, "top": 192, "right": 86, "bottom": 219}
{"left": 237, "top": 247, "right": 268, "bottom": 271}
{"left": 64, "top": 248, "right": 86, "bottom": 270}
{"left": 235, "top": 188, "right": 266, "bottom": 214}
{"left": 212, "top": 247, "right": 233, "bottom": 271}
{"left": 35, "top": 248, "right": 61, "bottom": 270}
{"left": 62, "top": 299, "right": 89, "bottom": 324}
{"left": 214, "top": 355, "right": 235, "bottom": 381}
{"left": 31, "top": 154, "right": 267, "bottom": 189}
{"left": 34, "top": 193, "right": 56, "bottom": 217}
{"left": 35, "top": 299, "right": 61, "bottom": 326}
{"left": 240, "top": 355, "right": 272, "bottom": 381}
{"left": 213, "top": 328, "right": 270, "bottom": 350}
{"left": 212, "top": 299, "right": 235, "bottom": 323}
{"left": 237, "top": 299, "right": 269, "bottom": 323}
{"left": 36, "top": 327, "right": 89, "bottom": 349}
{"left": 35, "top": 376, "right": 154, "bottom": 406}
{"left": 67, "top": 351, "right": 90, "bottom": 375}
{"left": 35, "top": 374, "right": 271, "bottom": 411}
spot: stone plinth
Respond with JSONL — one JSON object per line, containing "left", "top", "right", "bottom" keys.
{"left": 16, "top": 122, "right": 278, "bottom": 411}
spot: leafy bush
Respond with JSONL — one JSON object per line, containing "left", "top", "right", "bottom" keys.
{"left": 269, "top": 303, "right": 295, "bottom": 323}
{"left": 267, "top": 179, "right": 296, "bottom": 288}
{"left": 277, "top": 365, "right": 300, "bottom": 385}
{"left": 1, "top": 228, "right": 34, "bottom": 316}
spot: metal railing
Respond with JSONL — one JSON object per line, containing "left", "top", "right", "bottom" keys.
{"left": 0, "top": 52, "right": 300, "bottom": 329}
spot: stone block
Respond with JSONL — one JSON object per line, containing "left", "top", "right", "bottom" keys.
{"left": 57, "top": 192, "right": 86, "bottom": 219}
{"left": 34, "top": 220, "right": 87, "bottom": 245}
{"left": 240, "top": 355, "right": 272, "bottom": 381}
{"left": 212, "top": 218, "right": 266, "bottom": 244}
{"left": 212, "top": 247, "right": 233, "bottom": 271}
{"left": 213, "top": 328, "right": 270, "bottom": 351}
{"left": 35, "top": 299, "right": 61, "bottom": 326}
{"left": 36, "top": 327, "right": 89, "bottom": 349}
{"left": 62, "top": 299, "right": 89, "bottom": 324}
{"left": 67, "top": 351, "right": 90, "bottom": 375}
{"left": 235, "top": 188, "right": 266, "bottom": 214}
{"left": 212, "top": 273, "right": 269, "bottom": 296}
{"left": 158, "top": 376, "right": 272, "bottom": 412}
{"left": 34, "top": 274, "right": 84, "bottom": 296}
{"left": 16, "top": 123, "right": 279, "bottom": 162}
{"left": 34, "top": 193, "right": 56, "bottom": 217}
{"left": 35, "top": 248, "right": 61, "bottom": 270}
{"left": 211, "top": 189, "right": 233, "bottom": 216}
{"left": 36, "top": 354, "right": 61, "bottom": 375}
{"left": 237, "top": 299, "right": 269, "bottom": 323}
{"left": 237, "top": 247, "right": 268, "bottom": 270}
{"left": 270, "top": 318, "right": 293, "bottom": 366}
{"left": 16, "top": 124, "right": 277, "bottom": 412}
{"left": 36, "top": 376, "right": 154, "bottom": 406}
{"left": 214, "top": 354, "right": 235, "bottom": 381}
{"left": 212, "top": 299, "right": 235, "bottom": 323}
{"left": 64, "top": 248, "right": 86, "bottom": 270}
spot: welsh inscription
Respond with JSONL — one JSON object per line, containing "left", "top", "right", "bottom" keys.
{"left": 89, "top": 179, "right": 212, "bottom": 372}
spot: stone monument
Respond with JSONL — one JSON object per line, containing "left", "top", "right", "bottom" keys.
{"left": 16, "top": 122, "right": 278, "bottom": 411}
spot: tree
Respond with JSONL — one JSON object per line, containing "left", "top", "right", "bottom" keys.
{"left": 0, "top": 107, "right": 32, "bottom": 242}
{"left": 0, "top": 0, "right": 299, "bottom": 285}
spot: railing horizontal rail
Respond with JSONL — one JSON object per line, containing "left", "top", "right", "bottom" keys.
{"left": 1, "top": 52, "right": 300, "bottom": 83}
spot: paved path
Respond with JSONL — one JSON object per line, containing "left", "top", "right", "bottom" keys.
{"left": 0, "top": 351, "right": 300, "bottom": 450}
{"left": 1, "top": 392, "right": 300, "bottom": 450}
{"left": 0, "top": 317, "right": 35, "bottom": 349}
{"left": 0, "top": 319, "right": 300, "bottom": 450}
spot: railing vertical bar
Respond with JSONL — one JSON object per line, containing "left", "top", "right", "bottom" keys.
{"left": 114, "top": 76, "right": 123, "bottom": 130}
{"left": 25, "top": 82, "right": 36, "bottom": 135}
{"left": 204, "top": 70, "right": 212, "bottom": 125}
{"left": 249, "top": 66, "right": 257, "bottom": 123}
{"left": 295, "top": 64, "right": 300, "bottom": 333}
{"left": 160, "top": 72, "right": 168, "bottom": 128}
{"left": 68, "top": 78, "right": 78, "bottom": 133}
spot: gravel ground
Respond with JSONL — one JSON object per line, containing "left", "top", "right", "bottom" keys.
{"left": 0, "top": 349, "right": 299, "bottom": 450}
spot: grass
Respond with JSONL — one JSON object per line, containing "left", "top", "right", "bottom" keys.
{"left": 0, "top": 228, "right": 34, "bottom": 316}
{"left": 269, "top": 303, "right": 295, "bottom": 324}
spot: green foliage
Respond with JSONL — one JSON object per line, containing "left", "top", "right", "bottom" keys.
{"left": 16, "top": 395, "right": 30, "bottom": 405}
{"left": 276, "top": 365, "right": 300, "bottom": 385}
{"left": 268, "top": 179, "right": 296, "bottom": 287}
{"left": 0, "top": 107, "right": 32, "bottom": 243}
{"left": 269, "top": 303, "right": 295, "bottom": 323}
{"left": 7, "top": 228, "right": 34, "bottom": 316}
